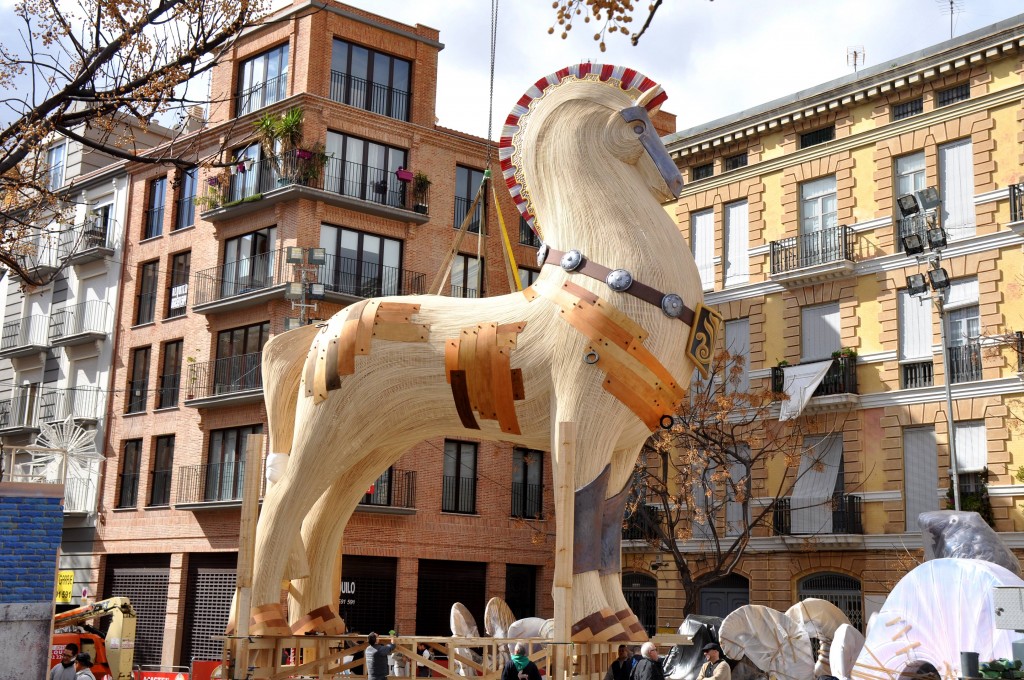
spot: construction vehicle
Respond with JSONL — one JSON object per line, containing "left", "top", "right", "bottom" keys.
{"left": 50, "top": 597, "right": 137, "bottom": 680}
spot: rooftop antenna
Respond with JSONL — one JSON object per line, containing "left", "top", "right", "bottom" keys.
{"left": 847, "top": 46, "right": 866, "bottom": 73}
{"left": 936, "top": 0, "right": 964, "bottom": 39}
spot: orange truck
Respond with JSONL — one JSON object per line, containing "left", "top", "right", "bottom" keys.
{"left": 50, "top": 597, "right": 137, "bottom": 680}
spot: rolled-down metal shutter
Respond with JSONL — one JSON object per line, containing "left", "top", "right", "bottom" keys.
{"left": 104, "top": 555, "right": 170, "bottom": 667}
{"left": 622, "top": 572, "right": 657, "bottom": 638}
{"left": 416, "top": 560, "right": 486, "bottom": 636}
{"left": 182, "top": 553, "right": 237, "bottom": 664}
{"left": 339, "top": 555, "right": 397, "bottom": 636}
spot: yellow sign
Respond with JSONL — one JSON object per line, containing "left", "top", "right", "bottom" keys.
{"left": 56, "top": 570, "right": 74, "bottom": 604}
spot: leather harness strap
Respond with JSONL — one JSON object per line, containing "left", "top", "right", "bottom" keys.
{"left": 543, "top": 247, "right": 696, "bottom": 327}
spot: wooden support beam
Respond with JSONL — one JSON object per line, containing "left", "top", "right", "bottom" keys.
{"left": 232, "top": 434, "right": 265, "bottom": 678}
{"left": 553, "top": 421, "right": 576, "bottom": 680}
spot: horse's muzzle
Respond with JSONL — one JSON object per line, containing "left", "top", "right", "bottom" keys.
{"left": 620, "top": 105, "right": 684, "bottom": 198}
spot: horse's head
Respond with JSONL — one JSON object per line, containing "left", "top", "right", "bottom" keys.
{"left": 500, "top": 64, "right": 683, "bottom": 243}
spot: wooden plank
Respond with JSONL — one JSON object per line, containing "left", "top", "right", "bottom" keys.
{"left": 458, "top": 327, "right": 480, "bottom": 412}
{"left": 474, "top": 323, "right": 499, "bottom": 421}
{"left": 592, "top": 340, "right": 681, "bottom": 410}
{"left": 312, "top": 336, "right": 330, "bottom": 404}
{"left": 626, "top": 342, "right": 685, "bottom": 402}
{"left": 323, "top": 336, "right": 341, "bottom": 392}
{"left": 378, "top": 301, "right": 420, "bottom": 314}
{"left": 510, "top": 368, "right": 526, "bottom": 401}
{"left": 492, "top": 346, "right": 520, "bottom": 435}
{"left": 234, "top": 435, "right": 264, "bottom": 679}
{"left": 449, "top": 370, "right": 480, "bottom": 430}
{"left": 302, "top": 341, "right": 318, "bottom": 399}
{"left": 553, "top": 422, "right": 576, "bottom": 680}
{"left": 496, "top": 321, "right": 527, "bottom": 335}
{"left": 373, "top": 322, "right": 430, "bottom": 343}
{"left": 355, "top": 299, "right": 381, "bottom": 355}
{"left": 521, "top": 286, "right": 540, "bottom": 302}
{"left": 337, "top": 316, "right": 360, "bottom": 377}
{"left": 561, "top": 280, "right": 600, "bottom": 305}
{"left": 602, "top": 375, "right": 662, "bottom": 431}
{"left": 445, "top": 339, "right": 460, "bottom": 385}
{"left": 593, "top": 297, "right": 647, "bottom": 342}
{"left": 567, "top": 298, "right": 636, "bottom": 350}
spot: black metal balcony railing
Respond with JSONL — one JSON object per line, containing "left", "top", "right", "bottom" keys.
{"left": 770, "top": 225, "right": 855, "bottom": 274}
{"left": 236, "top": 73, "right": 288, "bottom": 117}
{"left": 58, "top": 217, "right": 116, "bottom": 258}
{"left": 136, "top": 291, "right": 157, "bottom": 325}
{"left": 510, "top": 482, "right": 544, "bottom": 519}
{"left": 175, "top": 459, "right": 266, "bottom": 505}
{"left": 49, "top": 300, "right": 109, "bottom": 339}
{"left": 623, "top": 505, "right": 662, "bottom": 541}
{"left": 901, "top": 361, "right": 934, "bottom": 389}
{"left": 0, "top": 385, "right": 102, "bottom": 430}
{"left": 519, "top": 219, "right": 541, "bottom": 248}
{"left": 157, "top": 373, "right": 180, "bottom": 409}
{"left": 328, "top": 70, "right": 411, "bottom": 122}
{"left": 454, "top": 195, "right": 484, "bottom": 234}
{"left": 450, "top": 285, "right": 481, "bottom": 299}
{"left": 771, "top": 355, "right": 858, "bottom": 397}
{"left": 187, "top": 352, "right": 263, "bottom": 401}
{"left": 149, "top": 469, "right": 172, "bottom": 507}
{"left": 1, "top": 315, "right": 49, "bottom": 353}
{"left": 125, "top": 378, "right": 148, "bottom": 414}
{"left": 361, "top": 468, "right": 417, "bottom": 509}
{"left": 117, "top": 473, "right": 140, "bottom": 509}
{"left": 947, "top": 342, "right": 982, "bottom": 384}
{"left": 191, "top": 249, "right": 284, "bottom": 307}
{"left": 773, "top": 492, "right": 863, "bottom": 535}
{"left": 1009, "top": 183, "right": 1024, "bottom": 223}
{"left": 895, "top": 213, "right": 929, "bottom": 253}
{"left": 317, "top": 254, "right": 426, "bottom": 299}
{"left": 441, "top": 475, "right": 476, "bottom": 514}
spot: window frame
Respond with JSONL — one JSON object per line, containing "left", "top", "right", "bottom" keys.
{"left": 799, "top": 125, "right": 835, "bottom": 149}
{"left": 135, "top": 260, "right": 159, "bottom": 325}
{"left": 511, "top": 448, "right": 544, "bottom": 519}
{"left": 442, "top": 439, "right": 478, "bottom": 514}
{"left": 205, "top": 424, "right": 263, "bottom": 502}
{"left": 126, "top": 346, "right": 151, "bottom": 414}
{"left": 117, "top": 439, "right": 142, "bottom": 508}
{"left": 723, "top": 153, "right": 748, "bottom": 172}
{"left": 157, "top": 339, "right": 183, "bottom": 409}
{"left": 149, "top": 434, "right": 175, "bottom": 507}
{"left": 144, "top": 176, "right": 167, "bottom": 239}
{"left": 236, "top": 43, "right": 289, "bottom": 116}
{"left": 455, "top": 165, "right": 486, "bottom": 234}
{"left": 451, "top": 254, "right": 484, "bottom": 298}
{"left": 330, "top": 38, "right": 411, "bottom": 122}
{"left": 691, "top": 162, "right": 714, "bottom": 181}
{"left": 166, "top": 251, "right": 190, "bottom": 319}
{"left": 175, "top": 167, "right": 198, "bottom": 231}
{"left": 891, "top": 97, "right": 923, "bottom": 121}
{"left": 46, "top": 142, "right": 66, "bottom": 190}
{"left": 936, "top": 83, "right": 970, "bottom": 107}
{"left": 324, "top": 131, "right": 408, "bottom": 207}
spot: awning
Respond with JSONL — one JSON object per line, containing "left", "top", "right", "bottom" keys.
{"left": 779, "top": 360, "right": 834, "bottom": 421}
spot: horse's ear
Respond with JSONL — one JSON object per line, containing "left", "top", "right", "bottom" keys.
{"left": 636, "top": 86, "right": 666, "bottom": 114}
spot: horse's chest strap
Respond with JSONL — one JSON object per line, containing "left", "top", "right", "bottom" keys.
{"left": 542, "top": 246, "right": 693, "bottom": 324}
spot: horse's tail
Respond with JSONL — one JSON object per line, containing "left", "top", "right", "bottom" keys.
{"left": 262, "top": 322, "right": 321, "bottom": 481}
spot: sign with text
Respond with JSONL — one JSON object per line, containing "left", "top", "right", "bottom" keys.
{"left": 56, "top": 570, "right": 74, "bottom": 603}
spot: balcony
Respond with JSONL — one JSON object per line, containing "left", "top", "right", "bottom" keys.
{"left": 0, "top": 315, "right": 49, "bottom": 358}
{"left": 769, "top": 225, "right": 856, "bottom": 286}
{"left": 202, "top": 155, "right": 430, "bottom": 224}
{"left": 17, "top": 239, "right": 60, "bottom": 277}
{"left": 772, "top": 493, "right": 864, "bottom": 536}
{"left": 316, "top": 254, "right": 426, "bottom": 303}
{"left": 59, "top": 218, "right": 116, "bottom": 264}
{"left": 450, "top": 285, "right": 481, "bottom": 299}
{"left": 328, "top": 70, "right": 410, "bottom": 122}
{"left": 622, "top": 504, "right": 662, "bottom": 541}
{"left": 771, "top": 355, "right": 859, "bottom": 414}
{"left": 356, "top": 468, "right": 417, "bottom": 515}
{"left": 0, "top": 385, "right": 102, "bottom": 436}
{"left": 191, "top": 249, "right": 287, "bottom": 314}
{"left": 49, "top": 301, "right": 109, "bottom": 347}
{"left": 1010, "top": 183, "right": 1024, "bottom": 224}
{"left": 1, "top": 469, "right": 98, "bottom": 514}
{"left": 454, "top": 196, "right": 484, "bottom": 234}
{"left": 510, "top": 482, "right": 544, "bottom": 519}
{"left": 236, "top": 74, "right": 288, "bottom": 117}
{"left": 441, "top": 474, "right": 476, "bottom": 514}
{"left": 184, "top": 352, "right": 263, "bottom": 408}
{"left": 901, "top": 360, "right": 934, "bottom": 389}
{"left": 175, "top": 459, "right": 266, "bottom": 509}
{"left": 149, "top": 469, "right": 172, "bottom": 507}
{"left": 947, "top": 342, "right": 982, "bottom": 384}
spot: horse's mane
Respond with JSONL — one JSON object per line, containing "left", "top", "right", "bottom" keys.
{"left": 499, "top": 63, "right": 667, "bottom": 241}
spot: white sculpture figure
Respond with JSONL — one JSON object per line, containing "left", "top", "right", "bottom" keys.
{"left": 720, "top": 605, "right": 814, "bottom": 680}
{"left": 828, "top": 623, "right": 865, "bottom": 680}
{"left": 248, "top": 63, "right": 713, "bottom": 642}
{"left": 450, "top": 603, "right": 482, "bottom": 676}
{"left": 785, "top": 599, "right": 850, "bottom": 677}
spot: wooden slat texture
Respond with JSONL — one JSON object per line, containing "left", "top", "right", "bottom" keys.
{"left": 373, "top": 322, "right": 430, "bottom": 343}
{"left": 474, "top": 323, "right": 499, "bottom": 420}
{"left": 492, "top": 345, "right": 520, "bottom": 435}
{"left": 445, "top": 339, "right": 460, "bottom": 385}
{"left": 355, "top": 299, "right": 381, "bottom": 355}
{"left": 449, "top": 370, "right": 480, "bottom": 430}
{"left": 510, "top": 368, "right": 526, "bottom": 400}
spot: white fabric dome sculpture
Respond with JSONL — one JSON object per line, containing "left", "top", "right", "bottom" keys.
{"left": 785, "top": 598, "right": 850, "bottom": 677}
{"left": 247, "top": 63, "right": 714, "bottom": 642}
{"left": 720, "top": 605, "right": 814, "bottom": 680}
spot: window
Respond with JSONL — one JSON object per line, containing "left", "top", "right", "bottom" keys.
{"left": 215, "top": 322, "right": 270, "bottom": 394}
{"left": 455, "top": 166, "right": 486, "bottom": 233}
{"left": 519, "top": 217, "right": 541, "bottom": 247}
{"left": 320, "top": 225, "right": 404, "bottom": 298}
{"left": 206, "top": 425, "right": 262, "bottom": 502}
{"left": 166, "top": 251, "right": 190, "bottom": 319}
{"left": 891, "top": 98, "right": 923, "bottom": 121}
{"left": 517, "top": 267, "right": 540, "bottom": 288}
{"left": 136, "top": 260, "right": 158, "bottom": 325}
{"left": 724, "top": 200, "right": 749, "bottom": 286}
{"left": 220, "top": 227, "right": 276, "bottom": 299}
{"left": 87, "top": 204, "right": 113, "bottom": 248}
{"left": 798, "top": 573, "right": 862, "bottom": 631}
{"left": 126, "top": 347, "right": 150, "bottom": 413}
{"left": 330, "top": 39, "right": 411, "bottom": 122}
{"left": 451, "top": 254, "right": 483, "bottom": 298}
{"left": 511, "top": 448, "right": 543, "bottom": 519}
{"left": 790, "top": 435, "right": 844, "bottom": 534}
{"left": 799, "top": 175, "right": 838, "bottom": 266}
{"left": 801, "top": 302, "right": 840, "bottom": 362}
{"left": 800, "top": 126, "right": 835, "bottom": 149}
{"left": 237, "top": 44, "right": 288, "bottom": 116}
{"left": 117, "top": 439, "right": 142, "bottom": 508}
{"left": 324, "top": 132, "right": 408, "bottom": 208}
{"left": 945, "top": 277, "right": 981, "bottom": 384}
{"left": 691, "top": 209, "right": 714, "bottom": 291}
{"left": 622, "top": 573, "right": 658, "bottom": 637}
{"left": 175, "top": 167, "right": 198, "bottom": 231}
{"left": 691, "top": 162, "right": 713, "bottom": 181}
{"left": 903, "top": 427, "right": 938, "bottom": 530}
{"left": 442, "top": 440, "right": 477, "bottom": 513}
{"left": 939, "top": 139, "right": 976, "bottom": 241}
{"left": 724, "top": 153, "right": 748, "bottom": 172}
{"left": 229, "top": 143, "right": 265, "bottom": 201}
{"left": 894, "top": 152, "right": 927, "bottom": 252}
{"left": 145, "top": 177, "right": 166, "bottom": 239}
{"left": 898, "top": 289, "right": 933, "bottom": 388}
{"left": 725, "top": 446, "right": 749, "bottom": 536}
{"left": 724, "top": 318, "right": 750, "bottom": 393}
{"left": 46, "top": 143, "right": 66, "bottom": 190}
{"left": 158, "top": 340, "right": 182, "bottom": 409}
{"left": 954, "top": 420, "right": 987, "bottom": 492}
{"left": 936, "top": 83, "right": 970, "bottom": 107}
{"left": 150, "top": 435, "right": 174, "bottom": 507}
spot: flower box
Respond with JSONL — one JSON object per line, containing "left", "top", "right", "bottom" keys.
{"left": 396, "top": 168, "right": 414, "bottom": 182}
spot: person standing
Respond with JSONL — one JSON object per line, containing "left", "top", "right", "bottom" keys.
{"left": 605, "top": 645, "right": 632, "bottom": 680}
{"left": 417, "top": 642, "right": 432, "bottom": 678}
{"left": 74, "top": 653, "right": 96, "bottom": 680}
{"left": 51, "top": 643, "right": 79, "bottom": 680}
{"left": 501, "top": 643, "right": 542, "bottom": 680}
{"left": 629, "top": 642, "right": 664, "bottom": 680}
{"left": 365, "top": 632, "right": 396, "bottom": 680}
{"left": 697, "top": 643, "right": 730, "bottom": 680}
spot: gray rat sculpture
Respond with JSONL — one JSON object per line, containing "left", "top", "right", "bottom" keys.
{"left": 918, "top": 510, "right": 1021, "bottom": 576}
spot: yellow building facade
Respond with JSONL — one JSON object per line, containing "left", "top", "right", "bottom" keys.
{"left": 640, "top": 14, "right": 1024, "bottom": 631}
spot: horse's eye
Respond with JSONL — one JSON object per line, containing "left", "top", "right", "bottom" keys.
{"left": 633, "top": 123, "right": 645, "bottom": 135}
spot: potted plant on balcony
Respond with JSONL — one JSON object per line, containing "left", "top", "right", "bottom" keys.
{"left": 194, "top": 175, "right": 226, "bottom": 211}
{"left": 412, "top": 171, "right": 430, "bottom": 214}
{"left": 253, "top": 107, "right": 328, "bottom": 188}
{"left": 831, "top": 347, "right": 857, "bottom": 360}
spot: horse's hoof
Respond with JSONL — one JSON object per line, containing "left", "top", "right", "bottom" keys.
{"left": 250, "top": 604, "right": 290, "bottom": 636}
{"left": 291, "top": 605, "right": 345, "bottom": 635}
{"left": 571, "top": 608, "right": 629, "bottom": 642}
{"left": 614, "top": 609, "right": 649, "bottom": 641}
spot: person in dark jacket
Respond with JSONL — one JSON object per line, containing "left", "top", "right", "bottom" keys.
{"left": 605, "top": 645, "right": 632, "bottom": 680}
{"left": 629, "top": 642, "right": 664, "bottom": 680}
{"left": 501, "top": 643, "right": 542, "bottom": 680}
{"left": 365, "top": 632, "right": 396, "bottom": 680}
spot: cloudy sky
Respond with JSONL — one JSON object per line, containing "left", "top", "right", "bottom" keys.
{"left": 340, "top": 0, "right": 1024, "bottom": 139}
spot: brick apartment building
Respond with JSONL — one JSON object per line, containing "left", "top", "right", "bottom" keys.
{"left": 90, "top": 1, "right": 581, "bottom": 667}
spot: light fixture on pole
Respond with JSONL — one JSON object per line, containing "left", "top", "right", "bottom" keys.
{"left": 285, "top": 247, "right": 326, "bottom": 328}
{"left": 927, "top": 266, "right": 950, "bottom": 291}
{"left": 905, "top": 273, "right": 928, "bottom": 296}
{"left": 901, "top": 232, "right": 926, "bottom": 255}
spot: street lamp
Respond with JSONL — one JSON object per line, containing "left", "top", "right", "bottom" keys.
{"left": 286, "top": 247, "right": 326, "bottom": 328}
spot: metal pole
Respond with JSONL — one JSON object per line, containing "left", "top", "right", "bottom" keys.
{"left": 937, "top": 288, "right": 961, "bottom": 511}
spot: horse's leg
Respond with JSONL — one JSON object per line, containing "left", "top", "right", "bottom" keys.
{"left": 600, "top": 444, "right": 649, "bottom": 642}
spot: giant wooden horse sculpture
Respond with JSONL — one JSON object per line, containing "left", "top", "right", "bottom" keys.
{"left": 250, "top": 64, "right": 718, "bottom": 642}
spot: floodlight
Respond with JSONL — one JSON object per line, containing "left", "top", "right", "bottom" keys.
{"left": 286, "top": 246, "right": 304, "bottom": 264}
{"left": 916, "top": 187, "right": 941, "bottom": 211}
{"left": 284, "top": 317, "right": 302, "bottom": 331}
{"left": 901, "top": 232, "right": 925, "bottom": 255}
{"left": 307, "top": 247, "right": 326, "bottom": 266}
{"left": 906, "top": 273, "right": 928, "bottom": 296}
{"left": 285, "top": 282, "right": 304, "bottom": 300}
{"left": 897, "top": 194, "right": 920, "bottom": 218}
{"left": 308, "top": 283, "right": 326, "bottom": 300}
{"left": 928, "top": 267, "right": 950, "bottom": 291}
{"left": 925, "top": 225, "right": 947, "bottom": 250}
